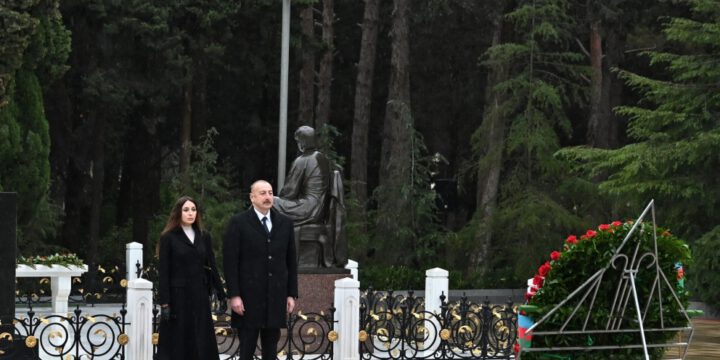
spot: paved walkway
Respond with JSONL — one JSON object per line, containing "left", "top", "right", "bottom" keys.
{"left": 686, "top": 319, "right": 720, "bottom": 359}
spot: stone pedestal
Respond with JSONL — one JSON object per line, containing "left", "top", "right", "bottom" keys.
{"left": 295, "top": 268, "right": 351, "bottom": 315}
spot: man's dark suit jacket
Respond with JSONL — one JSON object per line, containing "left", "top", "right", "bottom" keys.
{"left": 223, "top": 208, "right": 298, "bottom": 329}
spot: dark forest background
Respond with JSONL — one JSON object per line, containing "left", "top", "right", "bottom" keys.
{"left": 2, "top": 0, "right": 719, "bottom": 305}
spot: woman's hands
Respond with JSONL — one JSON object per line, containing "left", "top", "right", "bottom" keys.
{"left": 230, "top": 296, "right": 245, "bottom": 315}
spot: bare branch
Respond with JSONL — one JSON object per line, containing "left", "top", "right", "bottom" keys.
{"left": 625, "top": 46, "right": 657, "bottom": 54}
{"left": 575, "top": 37, "right": 590, "bottom": 58}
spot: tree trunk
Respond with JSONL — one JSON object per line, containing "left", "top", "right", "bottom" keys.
{"left": 586, "top": 20, "right": 617, "bottom": 149}
{"left": 315, "top": 0, "right": 334, "bottom": 130}
{"left": 116, "top": 155, "right": 132, "bottom": 226}
{"left": 46, "top": 80, "right": 72, "bottom": 208}
{"left": 179, "top": 78, "right": 193, "bottom": 177}
{"left": 130, "top": 121, "right": 161, "bottom": 250}
{"left": 471, "top": 4, "right": 508, "bottom": 273}
{"left": 298, "top": 4, "right": 315, "bottom": 126}
{"left": 350, "top": 0, "right": 380, "bottom": 206}
{"left": 192, "top": 62, "right": 208, "bottom": 143}
{"left": 87, "top": 114, "right": 105, "bottom": 266}
{"left": 377, "top": 0, "right": 411, "bottom": 242}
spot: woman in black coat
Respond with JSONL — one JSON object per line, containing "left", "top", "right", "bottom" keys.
{"left": 157, "top": 196, "right": 226, "bottom": 360}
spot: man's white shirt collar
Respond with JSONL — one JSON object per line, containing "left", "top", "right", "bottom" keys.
{"left": 253, "top": 207, "right": 272, "bottom": 231}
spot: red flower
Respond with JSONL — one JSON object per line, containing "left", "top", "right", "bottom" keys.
{"left": 566, "top": 235, "right": 578, "bottom": 245}
{"left": 538, "top": 262, "right": 551, "bottom": 276}
{"left": 598, "top": 224, "right": 610, "bottom": 231}
{"left": 585, "top": 230, "right": 597, "bottom": 238}
{"left": 533, "top": 275, "right": 544, "bottom": 287}
{"left": 514, "top": 343, "right": 520, "bottom": 354}
{"left": 550, "top": 251, "right": 561, "bottom": 261}
{"left": 611, "top": 221, "right": 622, "bottom": 227}
{"left": 525, "top": 292, "right": 533, "bottom": 301}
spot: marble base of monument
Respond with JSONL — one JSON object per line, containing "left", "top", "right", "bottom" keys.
{"left": 295, "top": 268, "right": 351, "bottom": 315}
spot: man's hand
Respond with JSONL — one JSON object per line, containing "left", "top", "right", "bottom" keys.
{"left": 230, "top": 296, "right": 245, "bottom": 315}
{"left": 287, "top": 296, "right": 296, "bottom": 314}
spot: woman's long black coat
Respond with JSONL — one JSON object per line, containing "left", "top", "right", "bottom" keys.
{"left": 223, "top": 208, "right": 299, "bottom": 329}
{"left": 157, "top": 227, "right": 223, "bottom": 360}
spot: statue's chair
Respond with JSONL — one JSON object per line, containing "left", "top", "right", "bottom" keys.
{"left": 294, "top": 169, "right": 347, "bottom": 268}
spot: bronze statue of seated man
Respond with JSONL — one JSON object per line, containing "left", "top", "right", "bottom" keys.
{"left": 273, "top": 126, "right": 347, "bottom": 268}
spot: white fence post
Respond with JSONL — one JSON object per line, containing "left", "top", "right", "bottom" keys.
{"left": 345, "top": 259, "right": 359, "bottom": 281}
{"left": 334, "top": 277, "right": 360, "bottom": 360}
{"left": 126, "top": 242, "right": 143, "bottom": 282}
{"left": 422, "top": 267, "right": 449, "bottom": 357}
{"left": 126, "top": 278, "right": 154, "bottom": 360}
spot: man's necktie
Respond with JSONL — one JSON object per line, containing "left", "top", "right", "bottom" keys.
{"left": 261, "top": 216, "right": 270, "bottom": 236}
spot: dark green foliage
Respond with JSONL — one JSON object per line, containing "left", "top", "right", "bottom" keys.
{"left": 0, "top": 70, "right": 52, "bottom": 226}
{"left": 0, "top": 0, "right": 716, "bottom": 299}
{"left": 156, "top": 128, "right": 242, "bottom": 271}
{"left": 691, "top": 226, "right": 720, "bottom": 307}
{"left": 0, "top": 0, "right": 70, "bottom": 254}
{"left": 369, "top": 120, "right": 447, "bottom": 268}
{"left": 526, "top": 222, "right": 691, "bottom": 359}
{"left": 359, "top": 265, "right": 425, "bottom": 291}
{"left": 23, "top": 0, "right": 70, "bottom": 85}
{"left": 316, "top": 124, "right": 345, "bottom": 168}
{"left": 558, "top": 0, "right": 720, "bottom": 302}
{"left": 0, "top": 0, "right": 37, "bottom": 105}
{"left": 464, "top": 0, "right": 588, "bottom": 285}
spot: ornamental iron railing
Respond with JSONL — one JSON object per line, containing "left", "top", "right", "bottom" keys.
{"left": 6, "top": 302, "right": 128, "bottom": 359}
{"left": 359, "top": 289, "right": 517, "bottom": 360}
{"left": 151, "top": 301, "right": 336, "bottom": 360}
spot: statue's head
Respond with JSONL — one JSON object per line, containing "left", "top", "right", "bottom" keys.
{"left": 294, "top": 126, "right": 317, "bottom": 152}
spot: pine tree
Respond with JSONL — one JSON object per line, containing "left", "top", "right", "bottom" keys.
{"left": 467, "top": 0, "right": 587, "bottom": 283}
{"left": 559, "top": 0, "right": 720, "bottom": 303}
{"left": 560, "top": 0, "right": 720, "bottom": 239}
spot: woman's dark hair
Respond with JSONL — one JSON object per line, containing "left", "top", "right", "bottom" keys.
{"left": 155, "top": 196, "right": 203, "bottom": 257}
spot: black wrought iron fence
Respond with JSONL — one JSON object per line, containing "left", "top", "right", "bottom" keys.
{"left": 9, "top": 302, "right": 129, "bottom": 359}
{"left": 71, "top": 263, "right": 128, "bottom": 305}
{"left": 359, "top": 289, "right": 517, "bottom": 360}
{"left": 150, "top": 303, "right": 336, "bottom": 360}
{"left": 15, "top": 277, "right": 52, "bottom": 306}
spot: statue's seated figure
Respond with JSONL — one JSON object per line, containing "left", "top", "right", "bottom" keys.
{"left": 273, "top": 126, "right": 347, "bottom": 268}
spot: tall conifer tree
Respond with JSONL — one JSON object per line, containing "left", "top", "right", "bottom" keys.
{"left": 560, "top": 0, "right": 720, "bottom": 240}
{"left": 469, "top": 0, "right": 586, "bottom": 281}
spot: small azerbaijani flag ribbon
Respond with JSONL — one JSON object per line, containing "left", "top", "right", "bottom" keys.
{"left": 517, "top": 312, "right": 535, "bottom": 356}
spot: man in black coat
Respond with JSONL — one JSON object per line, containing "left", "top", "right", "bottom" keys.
{"left": 223, "top": 180, "right": 299, "bottom": 360}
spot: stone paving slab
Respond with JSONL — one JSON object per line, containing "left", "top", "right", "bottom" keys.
{"left": 685, "top": 319, "right": 720, "bottom": 360}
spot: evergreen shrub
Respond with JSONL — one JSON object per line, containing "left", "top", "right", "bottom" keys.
{"left": 691, "top": 226, "right": 720, "bottom": 308}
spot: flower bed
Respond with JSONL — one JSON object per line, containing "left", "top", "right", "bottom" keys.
{"left": 519, "top": 220, "right": 691, "bottom": 359}
{"left": 17, "top": 253, "right": 84, "bottom": 268}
